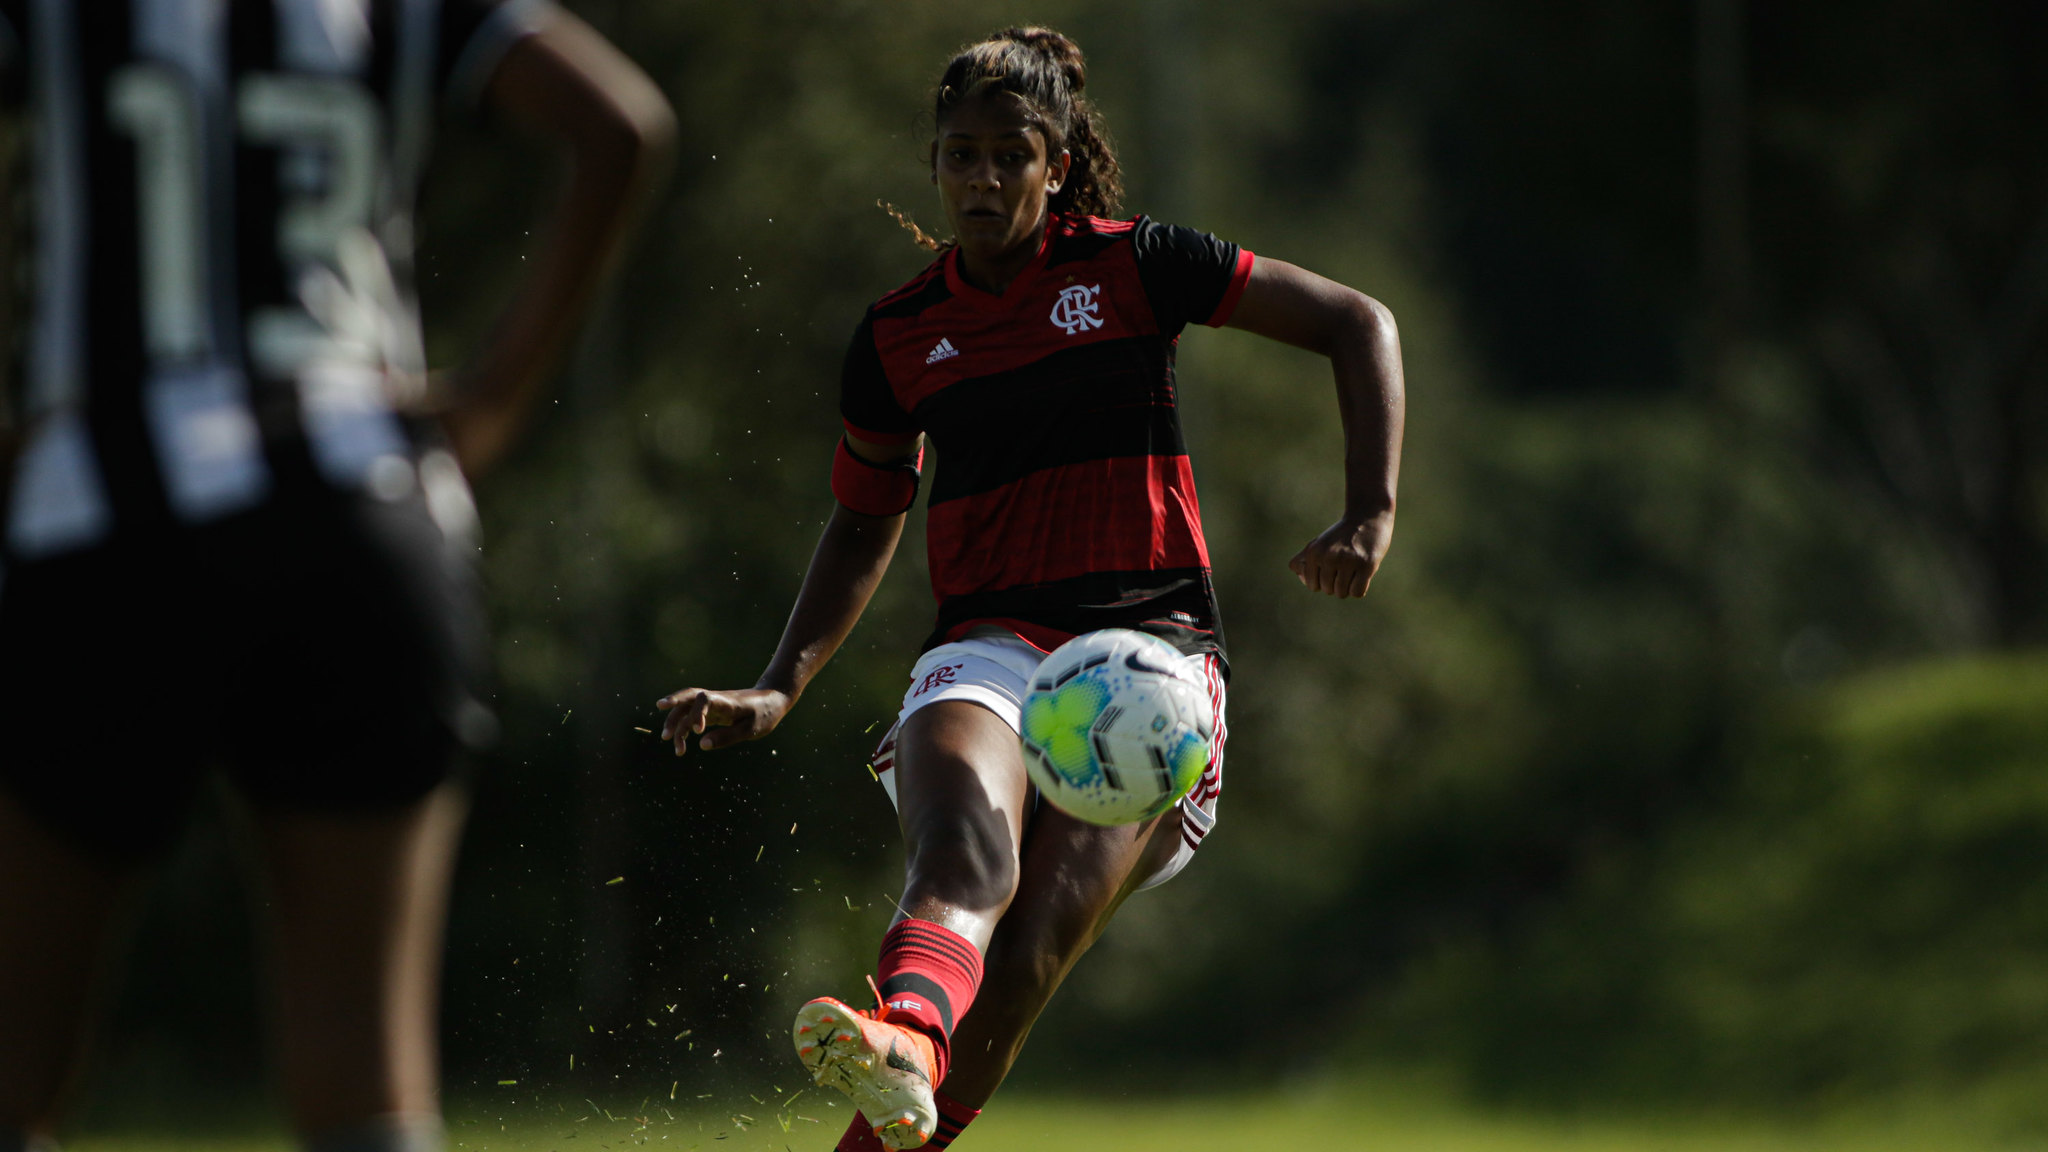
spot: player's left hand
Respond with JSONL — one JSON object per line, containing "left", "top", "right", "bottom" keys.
{"left": 1289, "top": 509, "right": 1394, "bottom": 599}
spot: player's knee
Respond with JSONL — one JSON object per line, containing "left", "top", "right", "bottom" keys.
{"left": 903, "top": 812, "right": 1019, "bottom": 912}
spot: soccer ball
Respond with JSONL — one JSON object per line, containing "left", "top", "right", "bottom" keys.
{"left": 1018, "top": 629, "right": 1213, "bottom": 826}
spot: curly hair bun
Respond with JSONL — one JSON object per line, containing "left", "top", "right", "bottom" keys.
{"left": 997, "top": 26, "right": 1088, "bottom": 93}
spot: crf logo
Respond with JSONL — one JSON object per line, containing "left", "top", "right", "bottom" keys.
{"left": 887, "top": 998, "right": 924, "bottom": 1013}
{"left": 914, "top": 663, "right": 963, "bottom": 697}
{"left": 1049, "top": 283, "right": 1104, "bottom": 334}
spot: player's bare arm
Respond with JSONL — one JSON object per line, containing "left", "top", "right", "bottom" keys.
{"left": 1226, "top": 258, "right": 1405, "bottom": 600}
{"left": 439, "top": 10, "right": 676, "bottom": 478}
{"left": 656, "top": 433, "right": 918, "bottom": 755}
{"left": 0, "top": 117, "right": 20, "bottom": 511}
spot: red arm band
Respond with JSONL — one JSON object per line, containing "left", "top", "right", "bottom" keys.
{"left": 832, "top": 436, "right": 924, "bottom": 516}
{"left": 843, "top": 418, "right": 921, "bottom": 447}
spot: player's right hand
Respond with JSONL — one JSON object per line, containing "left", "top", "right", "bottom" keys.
{"left": 654, "top": 687, "right": 792, "bottom": 756}
{"left": 1288, "top": 508, "right": 1394, "bottom": 599}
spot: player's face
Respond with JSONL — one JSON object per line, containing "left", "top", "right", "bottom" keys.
{"left": 934, "top": 93, "right": 1070, "bottom": 268}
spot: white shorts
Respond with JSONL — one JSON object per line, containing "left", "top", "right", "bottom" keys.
{"left": 867, "top": 632, "right": 1227, "bottom": 891}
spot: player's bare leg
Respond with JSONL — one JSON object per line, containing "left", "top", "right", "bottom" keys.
{"left": 255, "top": 780, "right": 467, "bottom": 1147}
{"left": 797, "top": 702, "right": 1029, "bottom": 1148}
{"left": 810, "top": 703, "right": 1185, "bottom": 1148}
{"left": 0, "top": 792, "right": 136, "bottom": 1145}
{"left": 936, "top": 803, "right": 1184, "bottom": 1109}
{"left": 892, "top": 701, "right": 1032, "bottom": 945}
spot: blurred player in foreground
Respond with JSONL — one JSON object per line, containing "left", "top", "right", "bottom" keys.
{"left": 655, "top": 27, "right": 1403, "bottom": 1150}
{"left": 0, "top": 3, "right": 671, "bottom": 1150}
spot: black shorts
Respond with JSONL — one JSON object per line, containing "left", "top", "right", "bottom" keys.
{"left": 0, "top": 488, "right": 490, "bottom": 864}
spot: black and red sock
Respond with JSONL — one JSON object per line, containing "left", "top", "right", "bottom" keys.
{"left": 874, "top": 918, "right": 983, "bottom": 1085}
{"left": 924, "top": 1091, "right": 981, "bottom": 1148}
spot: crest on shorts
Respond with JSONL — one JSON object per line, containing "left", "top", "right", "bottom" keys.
{"left": 1049, "top": 283, "right": 1104, "bottom": 334}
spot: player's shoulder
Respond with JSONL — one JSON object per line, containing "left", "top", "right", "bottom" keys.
{"left": 870, "top": 254, "right": 953, "bottom": 321}
{"left": 1058, "top": 213, "right": 1142, "bottom": 239}
{"left": 1046, "top": 212, "right": 1157, "bottom": 272}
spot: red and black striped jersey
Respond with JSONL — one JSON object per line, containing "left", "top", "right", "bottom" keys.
{"left": 840, "top": 213, "right": 1254, "bottom": 665}
{"left": 0, "top": 0, "right": 548, "bottom": 562}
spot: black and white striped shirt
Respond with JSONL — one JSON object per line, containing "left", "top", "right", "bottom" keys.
{"left": 0, "top": 0, "right": 548, "bottom": 562}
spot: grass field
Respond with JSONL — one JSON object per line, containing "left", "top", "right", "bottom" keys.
{"left": 62, "top": 1083, "right": 2045, "bottom": 1152}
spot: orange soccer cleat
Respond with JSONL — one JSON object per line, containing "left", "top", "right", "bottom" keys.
{"left": 793, "top": 989, "right": 938, "bottom": 1150}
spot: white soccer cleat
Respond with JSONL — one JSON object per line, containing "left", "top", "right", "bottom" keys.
{"left": 792, "top": 995, "right": 938, "bottom": 1149}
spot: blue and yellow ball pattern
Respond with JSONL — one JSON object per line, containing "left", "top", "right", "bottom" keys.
{"left": 1020, "top": 673, "right": 1114, "bottom": 789}
{"left": 1018, "top": 629, "right": 1213, "bottom": 826}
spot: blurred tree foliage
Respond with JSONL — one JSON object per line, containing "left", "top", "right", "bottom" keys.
{"left": 86, "top": 0, "right": 2048, "bottom": 1126}
{"left": 1384, "top": 655, "right": 2048, "bottom": 1128}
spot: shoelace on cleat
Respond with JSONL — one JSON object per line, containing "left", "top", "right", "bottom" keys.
{"left": 866, "top": 973, "right": 892, "bottom": 1022}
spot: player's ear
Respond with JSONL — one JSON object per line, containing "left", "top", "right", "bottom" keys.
{"left": 1046, "top": 148, "right": 1071, "bottom": 194}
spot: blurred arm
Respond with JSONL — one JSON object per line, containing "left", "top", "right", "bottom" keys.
{"left": 0, "top": 114, "right": 21, "bottom": 501}
{"left": 440, "top": 9, "right": 677, "bottom": 478}
{"left": 1225, "top": 257, "right": 1406, "bottom": 598}
{"left": 760, "top": 486, "right": 909, "bottom": 700}
{"left": 656, "top": 434, "right": 915, "bottom": 754}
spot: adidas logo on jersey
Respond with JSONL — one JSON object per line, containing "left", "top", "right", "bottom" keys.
{"left": 926, "top": 338, "right": 960, "bottom": 364}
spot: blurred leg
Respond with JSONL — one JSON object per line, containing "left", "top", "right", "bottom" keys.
{"left": 937, "top": 804, "right": 1184, "bottom": 1109}
{"left": 253, "top": 781, "right": 467, "bottom": 1142}
{"left": 0, "top": 792, "right": 137, "bottom": 1140}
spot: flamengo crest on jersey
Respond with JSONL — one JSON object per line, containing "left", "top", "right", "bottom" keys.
{"left": 1049, "top": 283, "right": 1103, "bottom": 334}
{"left": 925, "top": 338, "right": 959, "bottom": 364}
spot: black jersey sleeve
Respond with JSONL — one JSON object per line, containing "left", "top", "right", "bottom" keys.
{"left": 1130, "top": 216, "right": 1256, "bottom": 335}
{"left": 839, "top": 311, "right": 920, "bottom": 445}
{"left": 437, "top": 0, "right": 558, "bottom": 107}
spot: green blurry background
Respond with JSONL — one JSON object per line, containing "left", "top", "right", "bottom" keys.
{"left": 66, "top": 0, "right": 2048, "bottom": 1146}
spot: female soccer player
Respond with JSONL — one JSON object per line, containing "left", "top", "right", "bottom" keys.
{"left": 0, "top": 4, "right": 671, "bottom": 1151}
{"left": 655, "top": 27, "right": 1402, "bottom": 1151}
